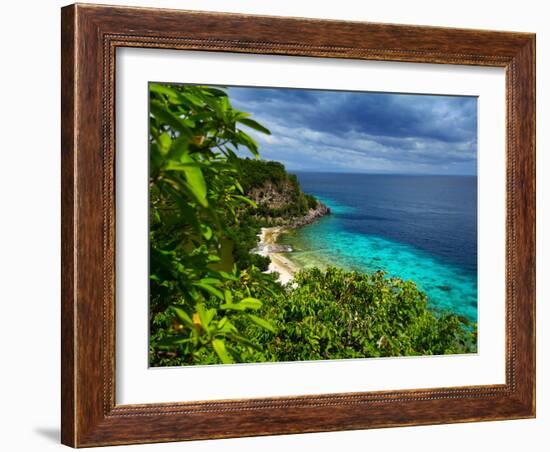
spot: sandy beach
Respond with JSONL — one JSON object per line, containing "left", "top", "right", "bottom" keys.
{"left": 255, "top": 227, "right": 298, "bottom": 284}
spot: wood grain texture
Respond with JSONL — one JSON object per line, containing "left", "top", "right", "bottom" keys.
{"left": 60, "top": 3, "right": 536, "bottom": 447}
{"left": 60, "top": 5, "right": 76, "bottom": 447}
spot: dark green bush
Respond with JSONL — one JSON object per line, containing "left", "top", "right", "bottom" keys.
{"left": 238, "top": 268, "right": 477, "bottom": 363}
{"left": 304, "top": 193, "right": 318, "bottom": 210}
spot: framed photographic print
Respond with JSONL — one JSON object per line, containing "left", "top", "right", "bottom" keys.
{"left": 61, "top": 3, "right": 536, "bottom": 447}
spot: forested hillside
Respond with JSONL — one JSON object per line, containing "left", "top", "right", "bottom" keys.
{"left": 239, "top": 158, "right": 319, "bottom": 218}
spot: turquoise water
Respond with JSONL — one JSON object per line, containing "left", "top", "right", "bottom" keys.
{"left": 278, "top": 176, "right": 478, "bottom": 323}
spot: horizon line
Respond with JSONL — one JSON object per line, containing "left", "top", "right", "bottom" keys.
{"left": 286, "top": 169, "right": 477, "bottom": 177}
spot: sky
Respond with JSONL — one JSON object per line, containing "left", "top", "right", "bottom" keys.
{"left": 226, "top": 86, "right": 477, "bottom": 175}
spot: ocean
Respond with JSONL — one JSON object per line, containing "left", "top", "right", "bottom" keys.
{"left": 279, "top": 173, "right": 478, "bottom": 322}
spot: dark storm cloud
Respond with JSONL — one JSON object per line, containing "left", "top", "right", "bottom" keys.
{"left": 227, "top": 86, "right": 477, "bottom": 175}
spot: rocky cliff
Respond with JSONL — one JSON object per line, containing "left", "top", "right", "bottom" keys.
{"left": 291, "top": 201, "right": 331, "bottom": 227}
{"left": 239, "top": 158, "right": 330, "bottom": 227}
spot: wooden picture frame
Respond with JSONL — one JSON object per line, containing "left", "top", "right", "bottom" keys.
{"left": 61, "top": 3, "right": 535, "bottom": 447}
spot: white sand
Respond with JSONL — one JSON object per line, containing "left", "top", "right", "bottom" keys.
{"left": 255, "top": 227, "right": 298, "bottom": 284}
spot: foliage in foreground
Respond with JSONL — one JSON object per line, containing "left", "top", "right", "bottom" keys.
{"left": 152, "top": 267, "right": 476, "bottom": 366}
{"left": 148, "top": 82, "right": 276, "bottom": 366}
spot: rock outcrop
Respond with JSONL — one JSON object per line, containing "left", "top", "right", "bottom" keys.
{"left": 291, "top": 202, "right": 331, "bottom": 227}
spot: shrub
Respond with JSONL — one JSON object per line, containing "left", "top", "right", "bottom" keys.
{"left": 241, "top": 268, "right": 476, "bottom": 363}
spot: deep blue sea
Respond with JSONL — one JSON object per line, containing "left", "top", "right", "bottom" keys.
{"left": 279, "top": 173, "right": 478, "bottom": 322}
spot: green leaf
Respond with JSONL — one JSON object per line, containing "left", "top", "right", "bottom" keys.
{"left": 180, "top": 152, "right": 208, "bottom": 207}
{"left": 158, "top": 132, "right": 172, "bottom": 152}
{"left": 247, "top": 314, "right": 276, "bottom": 333}
{"left": 234, "top": 180, "right": 244, "bottom": 194}
{"left": 172, "top": 307, "right": 193, "bottom": 328}
{"left": 220, "top": 297, "right": 262, "bottom": 311}
{"left": 239, "top": 297, "right": 263, "bottom": 308}
{"left": 212, "top": 339, "right": 234, "bottom": 364}
{"left": 234, "top": 111, "right": 251, "bottom": 119}
{"left": 183, "top": 118, "right": 195, "bottom": 128}
{"left": 219, "top": 96, "right": 230, "bottom": 113}
{"left": 193, "top": 282, "right": 224, "bottom": 300}
{"left": 231, "top": 194, "right": 257, "bottom": 208}
{"left": 218, "top": 271, "right": 239, "bottom": 281}
{"left": 230, "top": 334, "right": 261, "bottom": 351}
{"left": 179, "top": 92, "right": 204, "bottom": 107}
{"left": 217, "top": 317, "right": 237, "bottom": 334}
{"left": 149, "top": 142, "right": 164, "bottom": 173}
{"left": 200, "top": 93, "right": 225, "bottom": 118}
{"left": 157, "top": 336, "right": 190, "bottom": 348}
{"left": 202, "top": 86, "right": 228, "bottom": 97}
{"left": 149, "top": 83, "right": 180, "bottom": 102}
{"left": 164, "top": 161, "right": 203, "bottom": 171}
{"left": 199, "top": 277, "right": 222, "bottom": 286}
{"left": 224, "top": 290, "right": 233, "bottom": 304}
{"left": 196, "top": 303, "right": 216, "bottom": 329}
{"left": 200, "top": 224, "right": 213, "bottom": 240}
{"left": 150, "top": 100, "right": 192, "bottom": 137}
{"left": 237, "top": 118, "right": 271, "bottom": 135}
{"left": 235, "top": 130, "right": 259, "bottom": 158}
{"left": 167, "top": 135, "right": 190, "bottom": 161}
{"left": 162, "top": 186, "right": 201, "bottom": 233}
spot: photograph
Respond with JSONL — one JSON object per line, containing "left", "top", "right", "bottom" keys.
{"left": 148, "top": 83, "right": 479, "bottom": 366}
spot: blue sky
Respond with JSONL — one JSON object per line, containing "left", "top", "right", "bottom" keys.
{"left": 227, "top": 86, "right": 477, "bottom": 175}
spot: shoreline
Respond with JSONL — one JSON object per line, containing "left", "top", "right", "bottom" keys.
{"left": 254, "top": 202, "right": 330, "bottom": 284}
{"left": 255, "top": 226, "right": 298, "bottom": 284}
